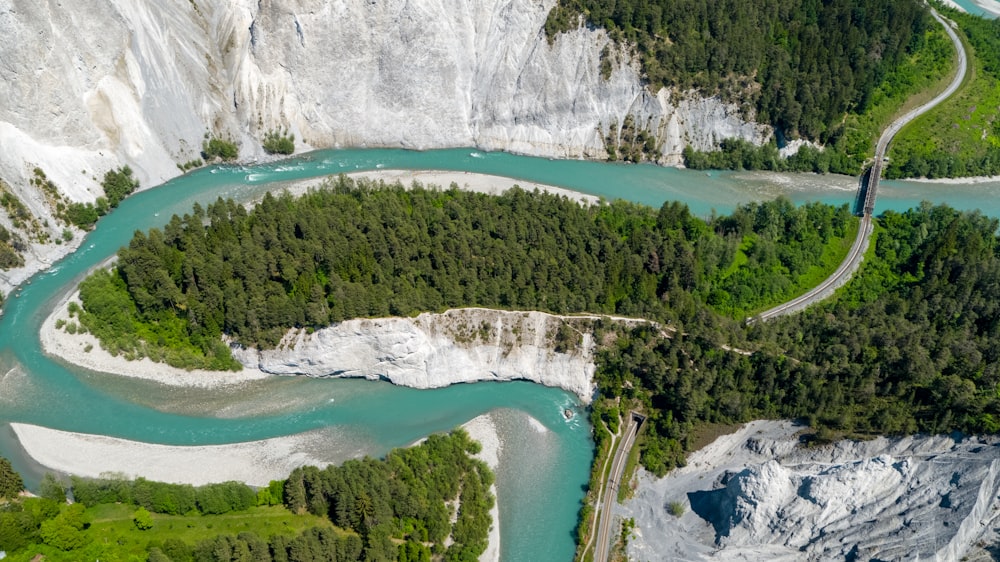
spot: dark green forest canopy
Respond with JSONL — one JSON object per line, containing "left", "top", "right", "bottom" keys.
{"left": 601, "top": 204, "right": 1000, "bottom": 476}
{"left": 1, "top": 431, "right": 491, "bottom": 562}
{"left": 546, "top": 0, "right": 931, "bottom": 143}
{"left": 75, "top": 176, "right": 853, "bottom": 370}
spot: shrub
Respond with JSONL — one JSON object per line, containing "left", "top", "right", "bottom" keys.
{"left": 202, "top": 137, "right": 239, "bottom": 161}
{"left": 262, "top": 129, "right": 295, "bottom": 155}
{"left": 101, "top": 166, "right": 140, "bottom": 208}
{"left": 667, "top": 501, "right": 685, "bottom": 517}
{"left": 133, "top": 507, "right": 154, "bottom": 530}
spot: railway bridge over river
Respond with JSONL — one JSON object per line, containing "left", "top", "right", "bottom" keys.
{"left": 589, "top": 8, "right": 970, "bottom": 562}
{"left": 754, "top": 7, "right": 967, "bottom": 321}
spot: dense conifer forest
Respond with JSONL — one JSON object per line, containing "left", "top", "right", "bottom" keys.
{"left": 0, "top": 431, "right": 491, "bottom": 561}
{"left": 593, "top": 204, "right": 1000, "bottom": 475}
{"left": 73, "top": 176, "right": 853, "bottom": 370}
{"left": 546, "top": 0, "right": 931, "bottom": 146}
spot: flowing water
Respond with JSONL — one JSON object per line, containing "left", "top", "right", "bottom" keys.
{"left": 2, "top": 147, "right": 1000, "bottom": 560}
{"left": 948, "top": 0, "right": 999, "bottom": 18}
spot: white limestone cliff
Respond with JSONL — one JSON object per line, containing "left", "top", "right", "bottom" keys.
{"left": 0, "top": 0, "right": 769, "bottom": 295}
{"left": 231, "top": 308, "right": 598, "bottom": 403}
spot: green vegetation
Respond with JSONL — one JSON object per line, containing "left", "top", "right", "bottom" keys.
{"left": 593, "top": 204, "right": 1000, "bottom": 476}
{"left": 604, "top": 115, "right": 660, "bottom": 163}
{"left": 546, "top": 0, "right": 932, "bottom": 154}
{"left": 101, "top": 165, "right": 140, "bottom": 209}
{"left": 262, "top": 129, "right": 296, "bottom": 155}
{"left": 132, "top": 506, "right": 154, "bottom": 530}
{"left": 888, "top": 5, "right": 1000, "bottom": 178}
{"left": 29, "top": 165, "right": 138, "bottom": 232}
{"left": 178, "top": 158, "right": 204, "bottom": 172}
{"left": 286, "top": 429, "right": 493, "bottom": 561}
{"left": 202, "top": 136, "right": 239, "bottom": 161}
{"left": 682, "top": 15, "right": 958, "bottom": 175}
{"left": 0, "top": 455, "right": 24, "bottom": 499}
{"left": 75, "top": 177, "right": 853, "bottom": 370}
{"left": 667, "top": 501, "right": 685, "bottom": 517}
{"left": 0, "top": 431, "right": 491, "bottom": 562}
{"left": 0, "top": 223, "right": 26, "bottom": 269}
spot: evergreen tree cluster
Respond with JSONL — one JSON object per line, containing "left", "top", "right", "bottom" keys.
{"left": 285, "top": 430, "right": 493, "bottom": 562}
{"left": 546, "top": 0, "right": 930, "bottom": 143}
{"left": 597, "top": 203, "right": 1000, "bottom": 476}
{"left": 0, "top": 432, "right": 489, "bottom": 561}
{"left": 76, "top": 176, "right": 851, "bottom": 370}
{"left": 71, "top": 477, "right": 258, "bottom": 515}
{"left": 0, "top": 455, "right": 23, "bottom": 499}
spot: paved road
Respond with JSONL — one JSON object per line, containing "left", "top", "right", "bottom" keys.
{"left": 594, "top": 412, "right": 642, "bottom": 562}
{"left": 754, "top": 8, "right": 967, "bottom": 321}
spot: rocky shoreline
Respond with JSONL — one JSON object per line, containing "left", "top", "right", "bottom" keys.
{"left": 13, "top": 413, "right": 505, "bottom": 561}
{"left": 42, "top": 290, "right": 599, "bottom": 402}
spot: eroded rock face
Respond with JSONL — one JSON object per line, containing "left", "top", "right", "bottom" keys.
{"left": 620, "top": 421, "right": 1000, "bottom": 561}
{"left": 0, "top": 0, "right": 770, "bottom": 294}
{"left": 232, "top": 308, "right": 598, "bottom": 403}
{"left": 0, "top": 0, "right": 770, "bottom": 206}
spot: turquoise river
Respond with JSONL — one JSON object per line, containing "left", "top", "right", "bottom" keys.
{"left": 2, "top": 147, "right": 1000, "bottom": 560}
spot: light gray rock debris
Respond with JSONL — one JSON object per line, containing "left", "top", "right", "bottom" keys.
{"left": 617, "top": 420, "right": 1000, "bottom": 561}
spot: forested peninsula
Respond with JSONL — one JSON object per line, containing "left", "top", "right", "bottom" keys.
{"left": 63, "top": 177, "right": 1000, "bottom": 557}
{"left": 0, "top": 430, "right": 492, "bottom": 561}
{"left": 71, "top": 176, "right": 854, "bottom": 371}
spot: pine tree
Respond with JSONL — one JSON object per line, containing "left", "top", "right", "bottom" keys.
{"left": 0, "top": 456, "right": 23, "bottom": 499}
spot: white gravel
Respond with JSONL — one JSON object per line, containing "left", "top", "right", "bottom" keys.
{"left": 40, "top": 290, "right": 269, "bottom": 388}
{"left": 10, "top": 423, "right": 333, "bottom": 487}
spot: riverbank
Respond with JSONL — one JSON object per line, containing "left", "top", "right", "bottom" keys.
{"left": 905, "top": 174, "right": 1000, "bottom": 185}
{"left": 461, "top": 414, "right": 502, "bottom": 562}
{"left": 12, "top": 412, "right": 505, "bottom": 561}
{"left": 39, "top": 290, "right": 271, "bottom": 388}
{"left": 42, "top": 286, "right": 600, "bottom": 400}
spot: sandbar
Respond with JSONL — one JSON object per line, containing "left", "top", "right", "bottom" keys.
{"left": 277, "top": 169, "right": 600, "bottom": 206}
{"left": 10, "top": 423, "right": 333, "bottom": 487}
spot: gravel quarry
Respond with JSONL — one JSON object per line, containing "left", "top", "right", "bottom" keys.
{"left": 617, "top": 420, "right": 1000, "bottom": 561}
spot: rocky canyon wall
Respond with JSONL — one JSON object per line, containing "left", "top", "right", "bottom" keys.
{"left": 0, "top": 0, "right": 769, "bottom": 292}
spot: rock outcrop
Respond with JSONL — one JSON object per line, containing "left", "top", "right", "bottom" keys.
{"left": 0, "top": 0, "right": 770, "bottom": 294}
{"left": 232, "top": 308, "right": 599, "bottom": 403}
{"left": 618, "top": 421, "right": 1000, "bottom": 561}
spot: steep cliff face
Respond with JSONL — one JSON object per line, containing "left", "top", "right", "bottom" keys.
{"left": 231, "top": 308, "right": 598, "bottom": 403}
{"left": 0, "top": 0, "right": 769, "bottom": 292}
